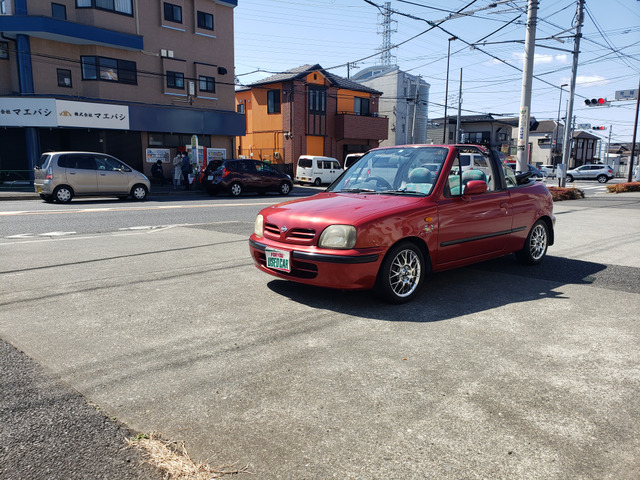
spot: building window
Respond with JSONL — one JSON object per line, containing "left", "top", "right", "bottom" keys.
{"left": 197, "top": 11, "right": 214, "bottom": 30}
{"left": 57, "top": 69, "right": 72, "bottom": 87}
{"left": 163, "top": 2, "right": 182, "bottom": 23}
{"left": 167, "top": 71, "right": 184, "bottom": 89}
{"left": 354, "top": 97, "right": 369, "bottom": 116}
{"left": 237, "top": 103, "right": 245, "bottom": 114}
{"left": 76, "top": 0, "right": 133, "bottom": 15}
{"left": 268, "top": 90, "right": 281, "bottom": 114}
{"left": 81, "top": 56, "right": 137, "bottom": 84}
{"left": 52, "top": 3, "right": 67, "bottom": 19}
{"left": 199, "top": 76, "right": 215, "bottom": 93}
{"left": 0, "top": 42, "right": 8, "bottom": 60}
{"left": 308, "top": 88, "right": 326, "bottom": 114}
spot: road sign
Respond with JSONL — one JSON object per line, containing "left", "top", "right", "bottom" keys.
{"left": 577, "top": 123, "right": 591, "bottom": 129}
{"left": 615, "top": 89, "right": 638, "bottom": 101}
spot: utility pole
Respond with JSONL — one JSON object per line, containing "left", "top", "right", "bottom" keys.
{"left": 627, "top": 76, "right": 640, "bottom": 182}
{"left": 516, "top": 0, "right": 538, "bottom": 173}
{"left": 560, "top": 0, "right": 584, "bottom": 187}
{"left": 456, "top": 68, "right": 463, "bottom": 143}
{"left": 411, "top": 75, "right": 420, "bottom": 143}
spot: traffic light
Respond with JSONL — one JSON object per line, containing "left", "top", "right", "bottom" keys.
{"left": 592, "top": 126, "right": 607, "bottom": 130}
{"left": 584, "top": 98, "right": 610, "bottom": 107}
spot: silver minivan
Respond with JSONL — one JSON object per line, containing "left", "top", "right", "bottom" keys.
{"left": 34, "top": 151, "right": 150, "bottom": 203}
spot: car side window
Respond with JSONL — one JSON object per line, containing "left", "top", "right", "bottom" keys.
{"left": 501, "top": 163, "right": 517, "bottom": 188}
{"left": 445, "top": 154, "right": 496, "bottom": 197}
{"left": 61, "top": 154, "right": 95, "bottom": 170}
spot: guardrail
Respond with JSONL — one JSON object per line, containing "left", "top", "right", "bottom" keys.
{"left": 0, "top": 170, "right": 33, "bottom": 190}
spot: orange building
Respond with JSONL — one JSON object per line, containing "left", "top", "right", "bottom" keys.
{"left": 235, "top": 64, "right": 388, "bottom": 174}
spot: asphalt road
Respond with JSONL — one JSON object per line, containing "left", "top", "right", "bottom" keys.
{"left": 1, "top": 191, "right": 639, "bottom": 479}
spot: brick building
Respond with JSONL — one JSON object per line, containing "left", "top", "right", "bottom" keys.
{"left": 0, "top": 0, "right": 244, "bottom": 182}
{"left": 235, "top": 64, "right": 388, "bottom": 173}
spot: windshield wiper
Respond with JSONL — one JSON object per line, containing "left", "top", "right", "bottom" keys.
{"left": 337, "top": 188, "right": 376, "bottom": 193}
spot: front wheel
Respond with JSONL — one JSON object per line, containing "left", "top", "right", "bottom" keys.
{"left": 375, "top": 242, "right": 426, "bottom": 304}
{"left": 597, "top": 175, "right": 608, "bottom": 183}
{"left": 279, "top": 182, "right": 292, "bottom": 195}
{"left": 515, "top": 220, "right": 549, "bottom": 265}
{"left": 131, "top": 184, "right": 148, "bottom": 201}
{"left": 566, "top": 174, "right": 574, "bottom": 182}
{"left": 229, "top": 182, "right": 243, "bottom": 196}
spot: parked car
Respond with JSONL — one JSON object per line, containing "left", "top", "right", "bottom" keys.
{"left": 202, "top": 159, "right": 293, "bottom": 196}
{"left": 506, "top": 163, "right": 545, "bottom": 179}
{"left": 249, "top": 145, "right": 555, "bottom": 303}
{"left": 344, "top": 153, "right": 365, "bottom": 170}
{"left": 566, "top": 164, "right": 614, "bottom": 183}
{"left": 34, "top": 151, "right": 150, "bottom": 203}
{"left": 539, "top": 164, "right": 556, "bottom": 178}
{"left": 295, "top": 156, "right": 342, "bottom": 185}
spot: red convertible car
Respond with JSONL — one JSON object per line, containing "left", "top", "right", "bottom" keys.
{"left": 249, "top": 145, "right": 555, "bottom": 303}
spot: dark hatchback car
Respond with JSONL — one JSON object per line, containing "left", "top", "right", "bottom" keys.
{"left": 202, "top": 159, "right": 293, "bottom": 196}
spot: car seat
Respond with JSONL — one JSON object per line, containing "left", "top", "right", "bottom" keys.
{"left": 406, "top": 167, "right": 433, "bottom": 193}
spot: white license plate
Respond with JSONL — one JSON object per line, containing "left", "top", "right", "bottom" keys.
{"left": 266, "top": 248, "right": 290, "bottom": 273}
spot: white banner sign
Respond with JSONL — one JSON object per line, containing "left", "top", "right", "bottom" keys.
{"left": 0, "top": 97, "right": 130, "bottom": 129}
{"left": 207, "top": 148, "right": 226, "bottom": 163}
{"left": 0, "top": 98, "right": 57, "bottom": 127}
{"left": 56, "top": 100, "right": 129, "bottom": 129}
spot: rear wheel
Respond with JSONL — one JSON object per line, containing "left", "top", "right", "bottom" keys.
{"left": 597, "top": 175, "right": 608, "bottom": 183}
{"left": 53, "top": 186, "right": 73, "bottom": 203}
{"left": 515, "top": 220, "right": 549, "bottom": 265}
{"left": 375, "top": 241, "right": 426, "bottom": 304}
{"left": 131, "top": 184, "right": 148, "bottom": 201}
{"left": 279, "top": 182, "right": 292, "bottom": 195}
{"left": 566, "top": 174, "right": 574, "bottom": 182}
{"left": 229, "top": 182, "right": 243, "bottom": 196}
{"left": 314, "top": 177, "right": 322, "bottom": 186}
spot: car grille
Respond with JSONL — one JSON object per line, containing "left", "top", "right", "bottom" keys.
{"left": 264, "top": 223, "right": 317, "bottom": 245}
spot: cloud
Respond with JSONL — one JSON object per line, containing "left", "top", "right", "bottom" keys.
{"left": 511, "top": 52, "right": 570, "bottom": 64}
{"left": 576, "top": 75, "right": 609, "bottom": 86}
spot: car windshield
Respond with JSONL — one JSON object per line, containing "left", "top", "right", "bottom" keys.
{"left": 328, "top": 146, "right": 449, "bottom": 196}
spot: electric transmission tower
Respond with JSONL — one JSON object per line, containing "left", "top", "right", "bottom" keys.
{"left": 377, "top": 2, "right": 397, "bottom": 66}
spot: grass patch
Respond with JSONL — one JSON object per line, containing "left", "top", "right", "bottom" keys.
{"left": 606, "top": 182, "right": 640, "bottom": 193}
{"left": 547, "top": 186, "right": 585, "bottom": 201}
{"left": 126, "top": 432, "right": 252, "bottom": 479}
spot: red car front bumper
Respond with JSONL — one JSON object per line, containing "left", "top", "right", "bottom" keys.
{"left": 249, "top": 237, "right": 384, "bottom": 291}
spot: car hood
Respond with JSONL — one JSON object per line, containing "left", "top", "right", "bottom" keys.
{"left": 260, "top": 192, "right": 426, "bottom": 228}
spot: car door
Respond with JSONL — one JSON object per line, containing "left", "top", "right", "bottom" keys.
{"left": 256, "top": 162, "right": 281, "bottom": 191}
{"left": 435, "top": 153, "right": 513, "bottom": 266}
{"left": 95, "top": 155, "right": 130, "bottom": 194}
{"left": 61, "top": 153, "right": 98, "bottom": 194}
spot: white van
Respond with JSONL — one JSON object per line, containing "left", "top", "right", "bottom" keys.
{"left": 295, "top": 155, "right": 342, "bottom": 186}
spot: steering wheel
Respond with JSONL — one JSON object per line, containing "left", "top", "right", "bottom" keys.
{"left": 364, "top": 176, "right": 393, "bottom": 190}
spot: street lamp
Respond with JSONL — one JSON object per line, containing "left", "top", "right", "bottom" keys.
{"left": 442, "top": 36, "right": 457, "bottom": 144}
{"left": 553, "top": 83, "right": 569, "bottom": 164}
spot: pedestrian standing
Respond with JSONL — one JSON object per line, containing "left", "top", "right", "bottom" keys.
{"left": 173, "top": 152, "right": 183, "bottom": 190}
{"left": 181, "top": 152, "right": 192, "bottom": 190}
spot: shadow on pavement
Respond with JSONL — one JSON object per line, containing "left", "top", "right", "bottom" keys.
{"left": 266, "top": 255, "right": 611, "bottom": 323}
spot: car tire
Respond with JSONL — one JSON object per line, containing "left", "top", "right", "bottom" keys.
{"left": 229, "top": 182, "right": 243, "bottom": 196}
{"left": 53, "top": 186, "right": 73, "bottom": 203}
{"left": 597, "top": 175, "right": 608, "bottom": 183}
{"left": 279, "top": 182, "right": 292, "bottom": 195}
{"left": 130, "top": 184, "right": 148, "bottom": 201}
{"left": 566, "top": 174, "right": 574, "bottom": 182}
{"left": 515, "top": 220, "right": 549, "bottom": 265}
{"left": 314, "top": 178, "right": 322, "bottom": 186}
{"left": 375, "top": 241, "right": 427, "bottom": 304}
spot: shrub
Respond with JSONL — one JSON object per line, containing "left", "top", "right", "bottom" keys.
{"left": 547, "top": 186, "right": 585, "bottom": 201}
{"left": 605, "top": 182, "right": 640, "bottom": 193}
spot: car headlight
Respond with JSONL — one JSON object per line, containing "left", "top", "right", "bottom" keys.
{"left": 318, "top": 225, "right": 356, "bottom": 249}
{"left": 254, "top": 214, "right": 264, "bottom": 237}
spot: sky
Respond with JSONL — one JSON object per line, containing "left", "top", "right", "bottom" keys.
{"left": 233, "top": 0, "right": 640, "bottom": 145}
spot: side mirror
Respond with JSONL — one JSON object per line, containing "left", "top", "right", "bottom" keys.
{"left": 463, "top": 180, "right": 487, "bottom": 196}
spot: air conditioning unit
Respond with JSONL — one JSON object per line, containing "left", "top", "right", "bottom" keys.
{"left": 167, "top": 50, "right": 174, "bottom": 58}
{"left": 273, "top": 152, "right": 280, "bottom": 159}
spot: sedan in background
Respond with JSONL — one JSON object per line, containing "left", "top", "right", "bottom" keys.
{"left": 250, "top": 145, "right": 555, "bottom": 303}
{"left": 203, "top": 159, "right": 293, "bottom": 196}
